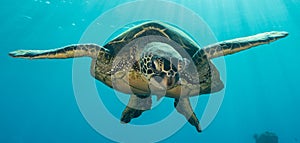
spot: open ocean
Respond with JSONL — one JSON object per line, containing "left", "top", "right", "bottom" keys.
{"left": 1, "top": 0, "right": 300, "bottom": 143}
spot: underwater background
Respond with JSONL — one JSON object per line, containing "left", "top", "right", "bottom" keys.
{"left": 1, "top": 0, "right": 300, "bottom": 143}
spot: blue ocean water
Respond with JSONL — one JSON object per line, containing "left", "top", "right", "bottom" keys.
{"left": 1, "top": 0, "right": 300, "bottom": 143}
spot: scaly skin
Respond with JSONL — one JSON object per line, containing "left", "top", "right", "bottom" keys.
{"left": 193, "top": 31, "right": 289, "bottom": 60}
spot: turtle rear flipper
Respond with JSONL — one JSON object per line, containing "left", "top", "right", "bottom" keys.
{"left": 121, "top": 94, "right": 152, "bottom": 123}
{"left": 194, "top": 31, "right": 288, "bottom": 59}
{"left": 9, "top": 44, "right": 110, "bottom": 59}
{"left": 174, "top": 98, "right": 202, "bottom": 132}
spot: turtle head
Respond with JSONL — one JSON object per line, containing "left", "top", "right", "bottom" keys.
{"left": 140, "top": 50, "right": 190, "bottom": 90}
{"left": 152, "top": 56, "right": 190, "bottom": 88}
{"left": 140, "top": 42, "right": 190, "bottom": 91}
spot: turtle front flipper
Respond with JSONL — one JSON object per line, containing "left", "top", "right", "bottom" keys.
{"left": 196, "top": 31, "right": 288, "bottom": 59}
{"left": 9, "top": 44, "right": 110, "bottom": 59}
{"left": 121, "top": 94, "right": 152, "bottom": 123}
{"left": 174, "top": 98, "right": 202, "bottom": 132}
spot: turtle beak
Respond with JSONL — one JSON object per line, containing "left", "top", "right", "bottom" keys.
{"left": 164, "top": 76, "right": 176, "bottom": 88}
{"left": 150, "top": 75, "right": 167, "bottom": 89}
{"left": 150, "top": 74, "right": 177, "bottom": 90}
{"left": 149, "top": 76, "right": 167, "bottom": 96}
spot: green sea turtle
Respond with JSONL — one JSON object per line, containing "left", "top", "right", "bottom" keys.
{"left": 9, "top": 21, "right": 288, "bottom": 132}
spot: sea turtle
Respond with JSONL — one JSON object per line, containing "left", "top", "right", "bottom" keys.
{"left": 9, "top": 21, "right": 288, "bottom": 132}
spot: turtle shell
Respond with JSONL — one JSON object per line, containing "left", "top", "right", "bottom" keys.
{"left": 104, "top": 21, "right": 201, "bottom": 57}
{"left": 92, "top": 21, "right": 223, "bottom": 97}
